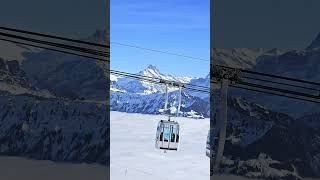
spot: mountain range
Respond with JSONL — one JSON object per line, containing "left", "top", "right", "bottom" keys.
{"left": 211, "top": 32, "right": 320, "bottom": 179}
{"left": 0, "top": 30, "right": 109, "bottom": 165}
{"left": 110, "top": 65, "right": 210, "bottom": 118}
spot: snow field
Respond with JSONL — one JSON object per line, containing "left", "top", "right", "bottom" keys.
{"left": 110, "top": 111, "right": 210, "bottom": 180}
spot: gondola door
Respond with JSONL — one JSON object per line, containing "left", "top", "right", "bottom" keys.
{"left": 162, "top": 123, "right": 170, "bottom": 149}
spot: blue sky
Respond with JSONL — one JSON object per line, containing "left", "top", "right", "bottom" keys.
{"left": 111, "top": 0, "right": 210, "bottom": 77}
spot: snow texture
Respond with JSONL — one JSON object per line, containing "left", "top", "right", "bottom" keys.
{"left": 110, "top": 111, "right": 209, "bottom": 180}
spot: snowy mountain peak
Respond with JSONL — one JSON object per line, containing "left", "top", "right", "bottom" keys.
{"left": 139, "top": 65, "right": 162, "bottom": 78}
{"left": 146, "top": 64, "right": 158, "bottom": 71}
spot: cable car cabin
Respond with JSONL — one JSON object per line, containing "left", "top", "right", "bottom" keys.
{"left": 206, "top": 129, "right": 216, "bottom": 159}
{"left": 155, "top": 120, "right": 180, "bottom": 151}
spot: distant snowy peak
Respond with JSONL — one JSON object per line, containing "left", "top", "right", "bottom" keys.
{"left": 110, "top": 65, "right": 209, "bottom": 96}
{"left": 139, "top": 65, "right": 162, "bottom": 78}
{"left": 213, "top": 48, "right": 269, "bottom": 69}
{"left": 138, "top": 65, "right": 193, "bottom": 83}
{"left": 0, "top": 41, "right": 42, "bottom": 63}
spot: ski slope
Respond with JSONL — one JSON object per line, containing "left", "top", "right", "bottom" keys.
{"left": 110, "top": 111, "right": 210, "bottom": 180}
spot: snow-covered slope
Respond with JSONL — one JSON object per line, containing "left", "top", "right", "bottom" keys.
{"left": 110, "top": 111, "right": 209, "bottom": 180}
{"left": 0, "top": 91, "right": 109, "bottom": 165}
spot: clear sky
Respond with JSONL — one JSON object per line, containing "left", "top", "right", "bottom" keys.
{"left": 111, "top": 0, "right": 210, "bottom": 78}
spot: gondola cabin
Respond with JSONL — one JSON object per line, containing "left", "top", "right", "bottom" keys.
{"left": 155, "top": 120, "right": 180, "bottom": 151}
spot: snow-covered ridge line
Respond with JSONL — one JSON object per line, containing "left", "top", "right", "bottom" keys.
{"left": 110, "top": 65, "right": 210, "bottom": 118}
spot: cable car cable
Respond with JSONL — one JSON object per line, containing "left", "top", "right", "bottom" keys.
{"left": 237, "top": 81, "right": 320, "bottom": 101}
{"left": 111, "top": 41, "right": 209, "bottom": 63}
{"left": 0, "top": 37, "right": 109, "bottom": 62}
{"left": 241, "top": 69, "right": 320, "bottom": 87}
{"left": 110, "top": 70, "right": 210, "bottom": 91}
{"left": 0, "top": 31, "right": 109, "bottom": 58}
{"left": 230, "top": 84, "right": 320, "bottom": 104}
{"left": 111, "top": 71, "right": 210, "bottom": 94}
{"left": 111, "top": 70, "right": 210, "bottom": 91}
{"left": 242, "top": 76, "right": 320, "bottom": 92}
{"left": 0, "top": 26, "right": 209, "bottom": 64}
{"left": 0, "top": 26, "right": 109, "bottom": 48}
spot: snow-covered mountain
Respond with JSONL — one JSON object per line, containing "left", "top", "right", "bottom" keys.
{"left": 211, "top": 33, "right": 320, "bottom": 179}
{"left": 0, "top": 30, "right": 109, "bottom": 165}
{"left": 213, "top": 48, "right": 293, "bottom": 69}
{"left": 0, "top": 41, "right": 41, "bottom": 63}
{"left": 234, "top": 47, "right": 320, "bottom": 118}
{"left": 110, "top": 65, "right": 210, "bottom": 118}
{"left": 213, "top": 48, "right": 268, "bottom": 69}
{"left": 0, "top": 92, "right": 109, "bottom": 164}
{"left": 212, "top": 33, "right": 320, "bottom": 119}
{"left": 212, "top": 97, "right": 320, "bottom": 179}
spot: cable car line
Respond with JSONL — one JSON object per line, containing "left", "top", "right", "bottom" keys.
{"left": 111, "top": 69, "right": 210, "bottom": 90}
{"left": 0, "top": 26, "right": 109, "bottom": 48}
{"left": 215, "top": 64, "right": 320, "bottom": 87}
{"left": 0, "top": 37, "right": 109, "bottom": 62}
{"left": 1, "top": 26, "right": 318, "bottom": 102}
{"left": 0, "top": 31, "right": 109, "bottom": 58}
{"left": 211, "top": 65, "right": 320, "bottom": 104}
{"left": 230, "top": 84, "right": 320, "bottom": 104}
{"left": 112, "top": 69, "right": 205, "bottom": 152}
{"left": 242, "top": 76, "right": 320, "bottom": 92}
{"left": 111, "top": 41, "right": 209, "bottom": 62}
{"left": 111, "top": 69, "right": 210, "bottom": 91}
{"left": 110, "top": 70, "right": 210, "bottom": 94}
{"left": 209, "top": 64, "right": 320, "bottom": 173}
{"left": 0, "top": 26, "right": 208, "bottom": 64}
{"left": 110, "top": 70, "right": 210, "bottom": 93}
{"left": 237, "top": 81, "right": 320, "bottom": 102}
{"left": 2, "top": 28, "right": 318, "bottom": 102}
{"left": 242, "top": 68, "right": 320, "bottom": 87}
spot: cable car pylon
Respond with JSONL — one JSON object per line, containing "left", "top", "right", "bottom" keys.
{"left": 164, "top": 84, "right": 169, "bottom": 115}
{"left": 155, "top": 82, "right": 182, "bottom": 152}
{"left": 209, "top": 64, "right": 320, "bottom": 174}
{"left": 214, "top": 79, "right": 229, "bottom": 171}
{"left": 176, "top": 86, "right": 182, "bottom": 117}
